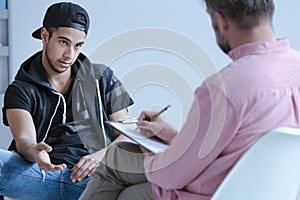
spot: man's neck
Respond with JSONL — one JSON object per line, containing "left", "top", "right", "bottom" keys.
{"left": 228, "top": 24, "right": 276, "bottom": 50}
{"left": 45, "top": 64, "right": 72, "bottom": 94}
{"left": 49, "top": 71, "right": 72, "bottom": 94}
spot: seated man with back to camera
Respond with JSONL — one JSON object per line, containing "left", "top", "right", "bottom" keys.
{"left": 80, "top": 0, "right": 300, "bottom": 199}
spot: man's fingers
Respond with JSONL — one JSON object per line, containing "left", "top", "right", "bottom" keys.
{"left": 138, "top": 111, "right": 149, "bottom": 121}
{"left": 137, "top": 120, "right": 151, "bottom": 128}
{"left": 39, "top": 163, "right": 67, "bottom": 171}
{"left": 52, "top": 164, "right": 67, "bottom": 171}
{"left": 71, "top": 156, "right": 99, "bottom": 182}
{"left": 36, "top": 142, "right": 52, "bottom": 152}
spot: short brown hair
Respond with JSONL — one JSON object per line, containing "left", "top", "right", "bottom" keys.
{"left": 46, "top": 27, "right": 59, "bottom": 39}
{"left": 204, "top": 0, "right": 275, "bottom": 30}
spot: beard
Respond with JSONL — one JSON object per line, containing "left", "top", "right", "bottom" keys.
{"left": 213, "top": 21, "right": 232, "bottom": 54}
{"left": 45, "top": 45, "right": 69, "bottom": 74}
{"left": 217, "top": 36, "right": 231, "bottom": 54}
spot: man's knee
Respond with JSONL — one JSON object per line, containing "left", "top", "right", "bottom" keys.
{"left": 112, "top": 142, "right": 142, "bottom": 153}
{"left": 102, "top": 142, "right": 145, "bottom": 173}
{"left": 117, "top": 183, "right": 154, "bottom": 200}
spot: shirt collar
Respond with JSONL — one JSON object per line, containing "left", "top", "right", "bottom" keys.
{"left": 228, "top": 38, "right": 290, "bottom": 61}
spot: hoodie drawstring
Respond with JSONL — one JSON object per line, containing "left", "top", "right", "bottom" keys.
{"left": 41, "top": 92, "right": 67, "bottom": 142}
{"left": 55, "top": 92, "right": 67, "bottom": 124}
{"left": 95, "top": 79, "right": 107, "bottom": 147}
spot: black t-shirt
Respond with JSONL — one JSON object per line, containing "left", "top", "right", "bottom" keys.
{"left": 45, "top": 77, "right": 89, "bottom": 168}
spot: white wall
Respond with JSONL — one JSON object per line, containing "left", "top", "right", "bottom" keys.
{"left": 0, "top": 94, "right": 11, "bottom": 149}
{"left": 1, "top": 0, "right": 300, "bottom": 148}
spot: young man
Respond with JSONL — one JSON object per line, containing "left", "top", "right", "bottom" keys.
{"left": 80, "top": 0, "right": 300, "bottom": 199}
{"left": 0, "top": 2, "right": 133, "bottom": 199}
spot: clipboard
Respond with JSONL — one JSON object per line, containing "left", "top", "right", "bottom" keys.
{"left": 105, "top": 121, "right": 169, "bottom": 153}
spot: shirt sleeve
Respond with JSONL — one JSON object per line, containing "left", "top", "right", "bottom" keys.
{"left": 99, "top": 66, "right": 134, "bottom": 115}
{"left": 2, "top": 82, "right": 32, "bottom": 126}
{"left": 144, "top": 83, "right": 239, "bottom": 190}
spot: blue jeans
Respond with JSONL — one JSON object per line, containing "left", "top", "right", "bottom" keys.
{"left": 0, "top": 149, "right": 91, "bottom": 200}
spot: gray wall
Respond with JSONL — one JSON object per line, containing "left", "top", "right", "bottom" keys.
{"left": 0, "top": 96, "right": 10, "bottom": 149}
{"left": 1, "top": 0, "right": 300, "bottom": 148}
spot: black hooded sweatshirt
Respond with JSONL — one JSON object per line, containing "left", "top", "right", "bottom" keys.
{"left": 2, "top": 51, "right": 133, "bottom": 167}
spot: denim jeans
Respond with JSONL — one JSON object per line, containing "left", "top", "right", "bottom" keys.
{"left": 0, "top": 149, "right": 91, "bottom": 200}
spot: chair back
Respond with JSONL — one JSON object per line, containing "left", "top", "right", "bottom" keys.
{"left": 211, "top": 127, "right": 300, "bottom": 200}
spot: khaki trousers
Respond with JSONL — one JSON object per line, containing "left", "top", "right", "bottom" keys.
{"left": 80, "top": 142, "right": 155, "bottom": 200}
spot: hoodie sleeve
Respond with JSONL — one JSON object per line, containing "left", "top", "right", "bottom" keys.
{"left": 2, "top": 82, "right": 33, "bottom": 126}
{"left": 96, "top": 65, "right": 134, "bottom": 115}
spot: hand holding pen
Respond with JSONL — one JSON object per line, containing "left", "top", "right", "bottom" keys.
{"left": 137, "top": 105, "right": 171, "bottom": 124}
{"left": 137, "top": 105, "right": 176, "bottom": 144}
{"left": 147, "top": 105, "right": 171, "bottom": 122}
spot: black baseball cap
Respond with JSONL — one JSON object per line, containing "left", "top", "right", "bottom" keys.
{"left": 32, "top": 2, "right": 90, "bottom": 39}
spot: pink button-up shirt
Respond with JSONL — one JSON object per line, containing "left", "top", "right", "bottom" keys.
{"left": 144, "top": 39, "right": 300, "bottom": 200}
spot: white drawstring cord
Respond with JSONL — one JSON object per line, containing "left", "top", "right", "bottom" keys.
{"left": 56, "top": 92, "right": 67, "bottom": 124}
{"left": 41, "top": 92, "right": 66, "bottom": 142}
{"left": 95, "top": 79, "right": 107, "bottom": 147}
{"left": 41, "top": 170, "right": 46, "bottom": 181}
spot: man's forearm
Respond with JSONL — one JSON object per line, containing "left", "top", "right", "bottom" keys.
{"left": 15, "top": 138, "right": 37, "bottom": 162}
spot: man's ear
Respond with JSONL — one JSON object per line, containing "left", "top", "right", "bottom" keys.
{"left": 41, "top": 28, "right": 49, "bottom": 42}
{"left": 214, "top": 11, "right": 229, "bottom": 34}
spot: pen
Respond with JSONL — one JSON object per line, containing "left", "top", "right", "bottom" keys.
{"left": 150, "top": 105, "right": 171, "bottom": 121}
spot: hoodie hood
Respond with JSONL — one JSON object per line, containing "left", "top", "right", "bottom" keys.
{"left": 15, "top": 51, "right": 53, "bottom": 91}
{"left": 15, "top": 51, "right": 95, "bottom": 92}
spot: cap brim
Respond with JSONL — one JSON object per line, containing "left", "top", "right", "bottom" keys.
{"left": 32, "top": 27, "right": 42, "bottom": 39}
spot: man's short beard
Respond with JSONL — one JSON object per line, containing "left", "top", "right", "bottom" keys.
{"left": 213, "top": 21, "right": 232, "bottom": 54}
{"left": 219, "top": 40, "right": 231, "bottom": 54}
{"left": 45, "top": 45, "right": 66, "bottom": 73}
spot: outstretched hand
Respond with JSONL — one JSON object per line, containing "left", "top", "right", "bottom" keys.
{"left": 33, "top": 142, "right": 67, "bottom": 171}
